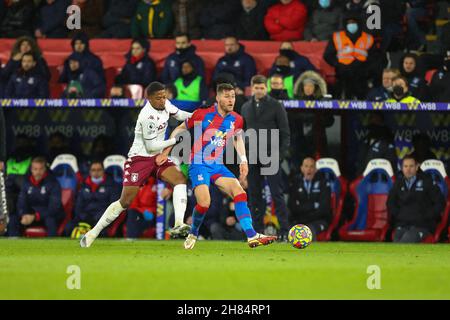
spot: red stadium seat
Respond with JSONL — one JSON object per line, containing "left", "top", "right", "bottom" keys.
{"left": 24, "top": 227, "right": 48, "bottom": 237}
{"left": 316, "top": 158, "right": 348, "bottom": 241}
{"left": 339, "top": 159, "right": 394, "bottom": 242}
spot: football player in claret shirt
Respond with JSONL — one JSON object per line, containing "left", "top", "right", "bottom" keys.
{"left": 80, "top": 82, "right": 192, "bottom": 248}
{"left": 160, "top": 83, "right": 277, "bottom": 249}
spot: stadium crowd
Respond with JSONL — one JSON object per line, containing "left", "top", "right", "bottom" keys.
{"left": 1, "top": 0, "right": 450, "bottom": 242}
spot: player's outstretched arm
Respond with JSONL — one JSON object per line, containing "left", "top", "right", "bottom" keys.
{"left": 234, "top": 134, "right": 248, "bottom": 179}
{"left": 158, "top": 121, "right": 187, "bottom": 162}
{"left": 172, "top": 109, "right": 192, "bottom": 121}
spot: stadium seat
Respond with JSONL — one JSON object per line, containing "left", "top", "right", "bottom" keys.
{"left": 419, "top": 160, "right": 450, "bottom": 243}
{"left": 127, "top": 85, "right": 144, "bottom": 99}
{"left": 316, "top": 158, "right": 348, "bottom": 241}
{"left": 339, "top": 159, "right": 394, "bottom": 242}
{"left": 103, "top": 155, "right": 126, "bottom": 185}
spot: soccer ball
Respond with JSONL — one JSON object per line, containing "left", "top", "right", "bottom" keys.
{"left": 288, "top": 224, "right": 313, "bottom": 249}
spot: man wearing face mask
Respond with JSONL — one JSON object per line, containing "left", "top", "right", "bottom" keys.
{"left": 367, "top": 68, "right": 400, "bottom": 102}
{"left": 269, "top": 41, "right": 316, "bottom": 80}
{"left": 304, "top": 0, "right": 343, "bottom": 42}
{"left": 65, "top": 161, "right": 119, "bottom": 237}
{"left": 161, "top": 33, "right": 205, "bottom": 84}
{"left": 429, "top": 55, "right": 450, "bottom": 103}
{"left": 268, "top": 74, "right": 290, "bottom": 100}
{"left": 268, "top": 55, "right": 296, "bottom": 99}
{"left": 323, "top": 13, "right": 376, "bottom": 99}
{"left": 386, "top": 76, "right": 420, "bottom": 103}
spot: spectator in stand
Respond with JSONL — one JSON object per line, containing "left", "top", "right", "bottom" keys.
{"left": 379, "top": 0, "right": 406, "bottom": 52}
{"left": 8, "top": 157, "right": 65, "bottom": 237}
{"left": 4, "top": 53, "right": 49, "bottom": 99}
{"left": 59, "top": 33, "right": 105, "bottom": 83}
{"left": 172, "top": 0, "right": 203, "bottom": 39}
{"left": 304, "top": 0, "right": 343, "bottom": 42}
{"left": 117, "top": 39, "right": 156, "bottom": 87}
{"left": 399, "top": 53, "right": 429, "bottom": 101}
{"left": 294, "top": 70, "right": 327, "bottom": 100}
{"left": 161, "top": 33, "right": 205, "bottom": 84}
{"left": 269, "top": 42, "right": 316, "bottom": 80}
{"left": 269, "top": 74, "right": 290, "bottom": 100}
{"left": 2, "top": 36, "right": 50, "bottom": 82}
{"left": 0, "top": 0, "right": 34, "bottom": 38}
{"left": 61, "top": 52, "right": 106, "bottom": 99}
{"left": 288, "top": 157, "right": 331, "bottom": 240}
{"left": 388, "top": 155, "right": 445, "bottom": 243}
{"left": 210, "top": 198, "right": 245, "bottom": 241}
{"left": 131, "top": 0, "right": 174, "bottom": 39}
{"left": 386, "top": 76, "right": 420, "bottom": 103}
{"left": 409, "top": 133, "right": 437, "bottom": 165}
{"left": 199, "top": 0, "right": 241, "bottom": 39}
{"left": 323, "top": 13, "right": 376, "bottom": 99}
{"left": 65, "top": 161, "right": 119, "bottom": 237}
{"left": 68, "top": 0, "right": 105, "bottom": 39}
{"left": 405, "top": 0, "right": 427, "bottom": 52}
{"left": 264, "top": 0, "right": 308, "bottom": 41}
{"left": 100, "top": 0, "right": 138, "bottom": 38}
{"left": 173, "top": 60, "right": 208, "bottom": 103}
{"left": 46, "top": 132, "right": 70, "bottom": 164}
{"left": 356, "top": 112, "right": 397, "bottom": 175}
{"left": 236, "top": 0, "right": 270, "bottom": 40}
{"left": 366, "top": 68, "right": 400, "bottom": 102}
{"left": 212, "top": 36, "right": 257, "bottom": 90}
{"left": 34, "top": 0, "right": 71, "bottom": 39}
{"left": 429, "top": 54, "right": 450, "bottom": 103}
{"left": 268, "top": 55, "right": 296, "bottom": 99}
{"left": 109, "top": 84, "right": 127, "bottom": 98}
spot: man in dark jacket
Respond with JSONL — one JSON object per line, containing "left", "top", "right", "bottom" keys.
{"left": 269, "top": 42, "right": 316, "bottom": 80}
{"left": 117, "top": 39, "right": 156, "bottom": 86}
{"left": 429, "top": 54, "right": 450, "bottom": 103}
{"left": 4, "top": 53, "right": 49, "bottom": 99}
{"left": 8, "top": 157, "right": 64, "bottom": 237}
{"left": 240, "top": 75, "right": 291, "bottom": 240}
{"left": 100, "top": 0, "right": 138, "bottom": 38}
{"left": 199, "top": 0, "right": 241, "bottom": 39}
{"left": 61, "top": 53, "right": 106, "bottom": 98}
{"left": 304, "top": 0, "right": 343, "bottom": 41}
{"left": 387, "top": 155, "right": 445, "bottom": 243}
{"left": 366, "top": 68, "right": 399, "bottom": 102}
{"left": 172, "top": 0, "right": 203, "bottom": 39}
{"left": 161, "top": 33, "right": 205, "bottom": 84}
{"left": 399, "top": 53, "right": 429, "bottom": 101}
{"left": 59, "top": 33, "right": 105, "bottom": 83}
{"left": 236, "top": 0, "right": 269, "bottom": 40}
{"left": 213, "top": 36, "right": 257, "bottom": 90}
{"left": 65, "top": 161, "right": 119, "bottom": 236}
{"left": 34, "top": 0, "right": 71, "bottom": 38}
{"left": 0, "top": 0, "right": 34, "bottom": 38}
{"left": 288, "top": 157, "right": 331, "bottom": 239}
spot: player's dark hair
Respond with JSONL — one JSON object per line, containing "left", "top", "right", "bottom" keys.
{"left": 89, "top": 159, "right": 104, "bottom": 168}
{"left": 216, "top": 83, "right": 235, "bottom": 95}
{"left": 175, "top": 32, "right": 190, "bottom": 42}
{"left": 146, "top": 82, "right": 166, "bottom": 96}
{"left": 402, "top": 154, "right": 417, "bottom": 164}
{"left": 251, "top": 75, "right": 267, "bottom": 86}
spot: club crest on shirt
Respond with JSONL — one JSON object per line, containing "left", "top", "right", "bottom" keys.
{"left": 131, "top": 173, "right": 139, "bottom": 183}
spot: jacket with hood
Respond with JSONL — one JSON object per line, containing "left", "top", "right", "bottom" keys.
{"left": 264, "top": 0, "right": 308, "bottom": 41}
{"left": 199, "top": 0, "right": 241, "bottom": 39}
{"left": 101, "top": 0, "right": 138, "bottom": 38}
{"left": 399, "top": 54, "right": 429, "bottom": 101}
{"left": 62, "top": 52, "right": 106, "bottom": 98}
{"left": 294, "top": 70, "right": 327, "bottom": 100}
{"left": 5, "top": 66, "right": 49, "bottom": 99}
{"left": 59, "top": 33, "right": 105, "bottom": 84}
{"left": 118, "top": 39, "right": 156, "bottom": 86}
{"left": 304, "top": 0, "right": 343, "bottom": 41}
{"left": 212, "top": 44, "right": 257, "bottom": 89}
{"left": 269, "top": 49, "right": 316, "bottom": 80}
{"left": 35, "top": 0, "right": 71, "bottom": 38}
{"left": 161, "top": 45, "right": 205, "bottom": 84}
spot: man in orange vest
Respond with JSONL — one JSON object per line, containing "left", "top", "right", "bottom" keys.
{"left": 324, "top": 13, "right": 376, "bottom": 100}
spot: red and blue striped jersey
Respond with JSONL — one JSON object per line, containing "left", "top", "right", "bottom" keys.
{"left": 185, "top": 105, "right": 244, "bottom": 163}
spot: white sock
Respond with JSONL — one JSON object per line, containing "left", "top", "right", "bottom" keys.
{"left": 90, "top": 200, "right": 125, "bottom": 237}
{"left": 173, "top": 184, "right": 187, "bottom": 227}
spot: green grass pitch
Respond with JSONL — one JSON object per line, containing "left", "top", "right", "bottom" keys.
{"left": 1, "top": 239, "right": 449, "bottom": 300}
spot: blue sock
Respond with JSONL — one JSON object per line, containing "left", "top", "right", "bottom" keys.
{"left": 190, "top": 204, "right": 208, "bottom": 236}
{"left": 234, "top": 194, "right": 257, "bottom": 238}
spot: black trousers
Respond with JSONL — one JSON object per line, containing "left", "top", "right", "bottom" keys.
{"left": 247, "top": 163, "right": 289, "bottom": 235}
